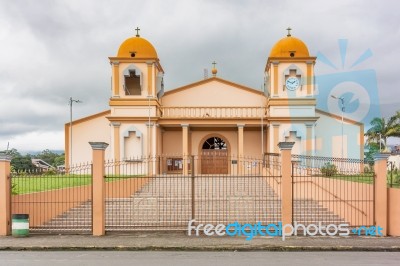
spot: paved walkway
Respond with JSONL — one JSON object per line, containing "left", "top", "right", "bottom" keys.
{"left": 1, "top": 233, "right": 400, "bottom": 251}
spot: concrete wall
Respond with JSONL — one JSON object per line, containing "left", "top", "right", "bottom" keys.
{"left": 388, "top": 188, "right": 400, "bottom": 236}
{"left": 68, "top": 112, "right": 111, "bottom": 165}
{"left": 315, "top": 111, "right": 362, "bottom": 159}
{"left": 162, "top": 80, "right": 265, "bottom": 107}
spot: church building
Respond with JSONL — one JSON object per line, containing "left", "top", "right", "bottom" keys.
{"left": 65, "top": 28, "right": 364, "bottom": 174}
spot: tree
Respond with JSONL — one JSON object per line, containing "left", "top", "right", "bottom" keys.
{"left": 11, "top": 153, "right": 35, "bottom": 172}
{"left": 365, "top": 115, "right": 400, "bottom": 150}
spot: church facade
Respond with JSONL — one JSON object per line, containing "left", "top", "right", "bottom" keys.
{"left": 65, "top": 29, "right": 364, "bottom": 174}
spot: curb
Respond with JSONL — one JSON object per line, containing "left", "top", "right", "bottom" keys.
{"left": 1, "top": 245, "right": 400, "bottom": 252}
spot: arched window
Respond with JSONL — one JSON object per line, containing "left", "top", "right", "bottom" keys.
{"left": 202, "top": 137, "right": 227, "bottom": 150}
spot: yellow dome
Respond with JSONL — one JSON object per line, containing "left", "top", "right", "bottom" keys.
{"left": 269, "top": 36, "right": 309, "bottom": 58}
{"left": 117, "top": 36, "right": 158, "bottom": 58}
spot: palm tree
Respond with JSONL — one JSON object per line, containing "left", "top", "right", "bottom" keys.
{"left": 365, "top": 112, "right": 400, "bottom": 150}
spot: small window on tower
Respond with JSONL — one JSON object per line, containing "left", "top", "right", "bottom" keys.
{"left": 124, "top": 70, "right": 141, "bottom": 95}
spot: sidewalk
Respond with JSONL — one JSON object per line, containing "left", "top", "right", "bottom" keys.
{"left": 1, "top": 232, "right": 400, "bottom": 251}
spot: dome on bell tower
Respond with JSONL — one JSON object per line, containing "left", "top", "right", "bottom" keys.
{"left": 269, "top": 28, "right": 309, "bottom": 58}
{"left": 117, "top": 28, "right": 158, "bottom": 59}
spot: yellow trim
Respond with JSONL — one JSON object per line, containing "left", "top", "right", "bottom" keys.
{"left": 267, "top": 117, "right": 319, "bottom": 123}
{"left": 163, "top": 77, "right": 264, "bottom": 97}
{"left": 109, "top": 57, "right": 164, "bottom": 73}
{"left": 147, "top": 63, "right": 153, "bottom": 96}
{"left": 306, "top": 63, "right": 312, "bottom": 95}
{"left": 109, "top": 98, "right": 161, "bottom": 107}
{"left": 266, "top": 57, "right": 316, "bottom": 71}
{"left": 112, "top": 63, "right": 120, "bottom": 96}
{"left": 273, "top": 63, "right": 278, "bottom": 96}
{"left": 268, "top": 98, "right": 316, "bottom": 106}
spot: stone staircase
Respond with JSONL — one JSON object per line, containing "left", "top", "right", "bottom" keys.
{"left": 36, "top": 176, "right": 346, "bottom": 232}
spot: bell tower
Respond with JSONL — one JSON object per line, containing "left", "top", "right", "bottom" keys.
{"left": 107, "top": 28, "right": 164, "bottom": 167}
{"left": 265, "top": 28, "right": 318, "bottom": 154}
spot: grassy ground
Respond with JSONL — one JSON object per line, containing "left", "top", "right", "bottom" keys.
{"left": 323, "top": 173, "right": 400, "bottom": 188}
{"left": 12, "top": 175, "right": 143, "bottom": 195}
{"left": 12, "top": 175, "right": 91, "bottom": 195}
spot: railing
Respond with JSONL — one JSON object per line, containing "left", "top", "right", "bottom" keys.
{"left": 159, "top": 106, "right": 268, "bottom": 119}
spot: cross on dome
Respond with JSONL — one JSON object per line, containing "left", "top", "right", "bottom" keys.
{"left": 286, "top": 27, "right": 292, "bottom": 37}
{"left": 135, "top": 27, "right": 140, "bottom": 37}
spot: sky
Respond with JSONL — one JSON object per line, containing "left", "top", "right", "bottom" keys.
{"left": 0, "top": 0, "right": 399, "bottom": 152}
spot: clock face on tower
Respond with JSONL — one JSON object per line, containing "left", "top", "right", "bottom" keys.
{"left": 285, "top": 77, "right": 300, "bottom": 91}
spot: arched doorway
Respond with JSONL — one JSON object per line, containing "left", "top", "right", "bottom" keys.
{"left": 201, "top": 136, "right": 228, "bottom": 174}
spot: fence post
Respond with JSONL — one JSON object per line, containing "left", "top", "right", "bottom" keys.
{"left": 278, "top": 142, "right": 295, "bottom": 232}
{"left": 374, "top": 153, "right": 390, "bottom": 236}
{"left": 89, "top": 142, "right": 109, "bottom": 236}
{"left": 191, "top": 155, "right": 195, "bottom": 220}
{"left": 0, "top": 152, "right": 12, "bottom": 236}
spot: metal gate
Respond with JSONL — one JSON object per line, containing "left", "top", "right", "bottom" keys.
{"left": 11, "top": 163, "right": 92, "bottom": 234}
{"left": 103, "top": 155, "right": 282, "bottom": 231}
{"left": 291, "top": 154, "right": 375, "bottom": 228}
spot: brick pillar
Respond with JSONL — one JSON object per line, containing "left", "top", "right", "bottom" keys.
{"left": 89, "top": 142, "right": 109, "bottom": 236}
{"left": 374, "top": 153, "right": 390, "bottom": 236}
{"left": 0, "top": 152, "right": 12, "bottom": 236}
{"left": 278, "top": 142, "right": 295, "bottom": 232}
{"left": 182, "top": 124, "right": 189, "bottom": 175}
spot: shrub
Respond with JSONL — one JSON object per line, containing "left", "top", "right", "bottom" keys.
{"left": 11, "top": 182, "right": 18, "bottom": 195}
{"left": 321, "top": 162, "right": 338, "bottom": 177}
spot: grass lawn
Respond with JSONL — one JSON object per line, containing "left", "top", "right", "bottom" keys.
{"left": 322, "top": 173, "right": 400, "bottom": 188}
{"left": 12, "top": 175, "right": 92, "bottom": 195}
{"left": 12, "top": 175, "right": 144, "bottom": 195}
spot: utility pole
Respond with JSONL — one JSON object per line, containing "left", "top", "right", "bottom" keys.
{"left": 69, "top": 97, "right": 81, "bottom": 167}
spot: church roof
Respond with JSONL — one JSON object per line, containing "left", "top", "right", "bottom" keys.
{"left": 162, "top": 77, "right": 264, "bottom": 97}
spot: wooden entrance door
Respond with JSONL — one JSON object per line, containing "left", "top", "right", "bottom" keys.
{"left": 201, "top": 149, "right": 228, "bottom": 174}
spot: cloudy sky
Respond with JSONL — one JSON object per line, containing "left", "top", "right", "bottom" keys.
{"left": 0, "top": 0, "right": 399, "bottom": 152}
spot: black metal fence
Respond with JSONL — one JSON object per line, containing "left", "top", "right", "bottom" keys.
{"left": 103, "top": 155, "right": 282, "bottom": 231}
{"left": 291, "top": 154, "right": 375, "bottom": 227}
{"left": 11, "top": 163, "right": 92, "bottom": 234}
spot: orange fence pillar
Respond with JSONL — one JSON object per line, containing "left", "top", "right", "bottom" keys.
{"left": 89, "top": 142, "right": 109, "bottom": 236}
{"left": 374, "top": 153, "right": 390, "bottom": 236}
{"left": 278, "top": 142, "right": 294, "bottom": 231}
{"left": 0, "top": 152, "right": 12, "bottom": 236}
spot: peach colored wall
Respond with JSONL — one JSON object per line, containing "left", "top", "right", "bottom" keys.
{"left": 162, "top": 80, "right": 265, "bottom": 107}
{"left": 12, "top": 178, "right": 150, "bottom": 228}
{"left": 162, "top": 131, "right": 182, "bottom": 155}
{"left": 118, "top": 63, "right": 149, "bottom": 97}
{"left": 292, "top": 177, "right": 374, "bottom": 226}
{"left": 388, "top": 188, "right": 400, "bottom": 236}
{"left": 12, "top": 185, "right": 92, "bottom": 227}
{"left": 106, "top": 178, "right": 150, "bottom": 198}
{"left": 71, "top": 114, "right": 111, "bottom": 164}
{"left": 271, "top": 62, "right": 311, "bottom": 98}
{"left": 244, "top": 131, "right": 263, "bottom": 158}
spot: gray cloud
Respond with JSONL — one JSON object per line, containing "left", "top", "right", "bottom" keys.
{"left": 0, "top": 0, "right": 399, "bottom": 151}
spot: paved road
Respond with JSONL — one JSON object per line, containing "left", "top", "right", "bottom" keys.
{"left": 0, "top": 251, "right": 399, "bottom": 266}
